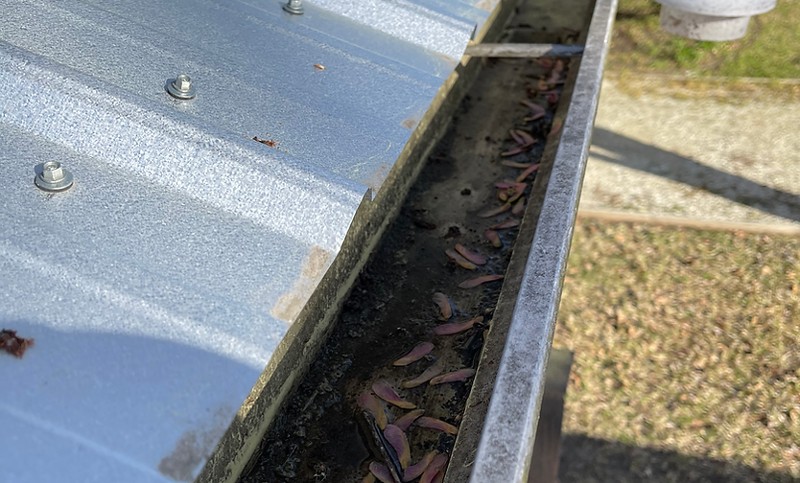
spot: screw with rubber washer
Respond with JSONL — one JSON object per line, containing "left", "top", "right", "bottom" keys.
{"left": 283, "top": 0, "right": 304, "bottom": 15}
{"left": 166, "top": 74, "right": 196, "bottom": 100}
{"left": 35, "top": 161, "right": 74, "bottom": 192}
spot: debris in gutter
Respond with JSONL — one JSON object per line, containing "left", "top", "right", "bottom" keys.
{"left": 1, "top": 329, "right": 34, "bottom": 358}
{"left": 253, "top": 136, "right": 278, "bottom": 148}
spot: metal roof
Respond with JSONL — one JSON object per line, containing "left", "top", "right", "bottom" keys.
{"left": 0, "top": 0, "right": 494, "bottom": 481}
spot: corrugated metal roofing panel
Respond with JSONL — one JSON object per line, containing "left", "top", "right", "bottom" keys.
{"left": 0, "top": 0, "right": 490, "bottom": 481}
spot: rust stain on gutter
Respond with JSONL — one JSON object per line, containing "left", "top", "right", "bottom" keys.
{"left": 271, "top": 246, "right": 335, "bottom": 324}
{"left": 158, "top": 407, "right": 235, "bottom": 482}
{"left": 474, "top": 0, "right": 499, "bottom": 12}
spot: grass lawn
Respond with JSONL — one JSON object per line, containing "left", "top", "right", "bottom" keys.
{"left": 608, "top": 0, "right": 800, "bottom": 78}
{"left": 555, "top": 219, "right": 800, "bottom": 481}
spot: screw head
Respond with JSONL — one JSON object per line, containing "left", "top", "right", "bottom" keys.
{"left": 283, "top": 0, "right": 304, "bottom": 15}
{"left": 166, "top": 73, "right": 196, "bottom": 100}
{"left": 174, "top": 74, "right": 192, "bottom": 92}
{"left": 35, "top": 161, "right": 74, "bottom": 192}
{"left": 42, "top": 161, "right": 65, "bottom": 183}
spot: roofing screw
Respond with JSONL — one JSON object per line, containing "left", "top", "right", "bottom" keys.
{"left": 166, "top": 73, "right": 196, "bottom": 100}
{"left": 283, "top": 0, "right": 304, "bottom": 15}
{"left": 34, "top": 161, "right": 74, "bottom": 192}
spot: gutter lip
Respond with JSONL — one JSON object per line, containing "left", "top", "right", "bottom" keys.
{"left": 468, "top": 0, "right": 618, "bottom": 480}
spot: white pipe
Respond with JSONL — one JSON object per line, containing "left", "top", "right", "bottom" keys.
{"left": 655, "top": 0, "right": 776, "bottom": 40}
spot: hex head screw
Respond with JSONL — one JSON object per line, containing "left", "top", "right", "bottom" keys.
{"left": 42, "top": 162, "right": 65, "bottom": 183}
{"left": 166, "top": 73, "right": 196, "bottom": 100}
{"left": 35, "top": 161, "right": 74, "bottom": 192}
{"left": 283, "top": 0, "right": 304, "bottom": 15}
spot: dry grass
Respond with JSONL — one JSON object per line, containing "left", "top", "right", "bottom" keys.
{"left": 554, "top": 219, "right": 800, "bottom": 482}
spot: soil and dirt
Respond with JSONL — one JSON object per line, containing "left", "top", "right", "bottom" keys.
{"left": 241, "top": 56, "right": 568, "bottom": 483}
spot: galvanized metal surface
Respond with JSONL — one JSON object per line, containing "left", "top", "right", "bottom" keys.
{"left": 469, "top": 0, "right": 617, "bottom": 481}
{"left": 309, "top": 0, "right": 478, "bottom": 62}
{"left": 0, "top": 1, "right": 489, "bottom": 481}
{"left": 465, "top": 43, "right": 585, "bottom": 57}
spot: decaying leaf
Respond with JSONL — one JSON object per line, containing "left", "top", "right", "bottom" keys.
{"left": 501, "top": 160, "right": 533, "bottom": 169}
{"left": 514, "top": 129, "right": 536, "bottom": 147}
{"left": 454, "top": 244, "right": 486, "bottom": 266}
{"left": 520, "top": 100, "right": 546, "bottom": 121}
{"left": 494, "top": 180, "right": 518, "bottom": 189}
{"left": 369, "top": 462, "right": 394, "bottom": 483}
{"left": 491, "top": 219, "right": 520, "bottom": 230}
{"left": 403, "top": 451, "right": 438, "bottom": 482}
{"left": 458, "top": 274, "right": 504, "bottom": 289}
{"left": 478, "top": 203, "right": 511, "bottom": 218}
{"left": 393, "top": 341, "right": 434, "bottom": 367}
{"left": 515, "top": 163, "right": 541, "bottom": 182}
{"left": 419, "top": 454, "right": 448, "bottom": 483}
{"left": 512, "top": 197, "right": 525, "bottom": 216}
{"left": 507, "top": 183, "right": 527, "bottom": 203}
{"left": 445, "top": 249, "right": 477, "bottom": 270}
{"left": 432, "top": 292, "right": 453, "bottom": 320}
{"left": 415, "top": 416, "right": 458, "bottom": 435}
{"left": 402, "top": 359, "right": 445, "bottom": 389}
{"left": 357, "top": 391, "right": 388, "bottom": 429}
{"left": 509, "top": 128, "right": 525, "bottom": 145}
{"left": 372, "top": 380, "right": 416, "bottom": 409}
{"left": 384, "top": 424, "right": 411, "bottom": 469}
{"left": 394, "top": 409, "right": 424, "bottom": 431}
{"left": 433, "top": 316, "right": 484, "bottom": 336}
{"left": 484, "top": 229, "right": 502, "bottom": 248}
{"left": 429, "top": 368, "right": 476, "bottom": 385}
{"left": 500, "top": 146, "right": 526, "bottom": 157}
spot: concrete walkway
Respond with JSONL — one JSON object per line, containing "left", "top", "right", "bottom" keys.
{"left": 579, "top": 77, "right": 800, "bottom": 232}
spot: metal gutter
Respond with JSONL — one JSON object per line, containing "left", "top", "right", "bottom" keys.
{"left": 465, "top": 43, "right": 585, "bottom": 57}
{"left": 203, "top": 4, "right": 521, "bottom": 481}
{"left": 0, "top": 1, "right": 499, "bottom": 481}
{"left": 468, "top": 0, "right": 618, "bottom": 480}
